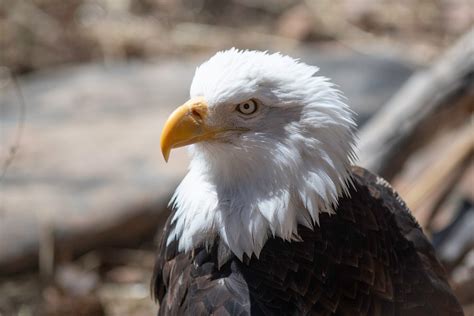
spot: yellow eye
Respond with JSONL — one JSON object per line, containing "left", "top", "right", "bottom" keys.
{"left": 236, "top": 99, "right": 258, "bottom": 115}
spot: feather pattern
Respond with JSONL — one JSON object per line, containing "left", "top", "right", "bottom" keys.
{"left": 153, "top": 167, "right": 463, "bottom": 316}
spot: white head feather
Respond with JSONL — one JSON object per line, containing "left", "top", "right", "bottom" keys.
{"left": 167, "top": 49, "right": 357, "bottom": 259}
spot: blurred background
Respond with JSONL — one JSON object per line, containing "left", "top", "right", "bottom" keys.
{"left": 0, "top": 0, "right": 473, "bottom": 315}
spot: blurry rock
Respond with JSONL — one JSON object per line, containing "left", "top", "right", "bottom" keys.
{"left": 55, "top": 264, "right": 99, "bottom": 296}
{"left": 98, "top": 282, "right": 154, "bottom": 315}
{"left": 43, "top": 286, "right": 104, "bottom": 316}
{"left": 106, "top": 266, "right": 145, "bottom": 283}
{"left": 0, "top": 60, "right": 195, "bottom": 274}
{"left": 277, "top": 4, "right": 315, "bottom": 41}
{"left": 451, "top": 249, "right": 474, "bottom": 308}
{"left": 98, "top": 248, "right": 155, "bottom": 269}
{"left": 434, "top": 200, "right": 474, "bottom": 267}
{"left": 0, "top": 274, "right": 42, "bottom": 315}
{"left": 441, "top": 0, "right": 474, "bottom": 35}
{"left": 343, "top": 0, "right": 377, "bottom": 25}
{"left": 431, "top": 163, "right": 474, "bottom": 232}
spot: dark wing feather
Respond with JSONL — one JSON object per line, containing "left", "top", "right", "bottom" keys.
{"left": 152, "top": 166, "right": 463, "bottom": 316}
{"left": 152, "top": 217, "right": 252, "bottom": 316}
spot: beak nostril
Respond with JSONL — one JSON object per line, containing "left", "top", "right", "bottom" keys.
{"left": 192, "top": 109, "right": 203, "bottom": 120}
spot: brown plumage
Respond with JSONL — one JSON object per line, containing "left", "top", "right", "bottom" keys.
{"left": 152, "top": 166, "right": 463, "bottom": 316}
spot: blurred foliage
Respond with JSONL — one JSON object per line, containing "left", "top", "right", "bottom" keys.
{"left": 0, "top": 0, "right": 472, "bottom": 74}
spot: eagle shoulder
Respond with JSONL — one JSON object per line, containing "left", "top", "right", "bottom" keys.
{"left": 350, "top": 166, "right": 463, "bottom": 316}
{"left": 152, "top": 217, "right": 251, "bottom": 315}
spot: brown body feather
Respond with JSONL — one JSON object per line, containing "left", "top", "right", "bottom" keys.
{"left": 153, "top": 166, "right": 463, "bottom": 316}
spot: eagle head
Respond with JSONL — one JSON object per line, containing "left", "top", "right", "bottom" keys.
{"left": 160, "top": 49, "right": 357, "bottom": 259}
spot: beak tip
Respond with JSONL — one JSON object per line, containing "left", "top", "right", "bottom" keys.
{"left": 161, "top": 147, "right": 170, "bottom": 163}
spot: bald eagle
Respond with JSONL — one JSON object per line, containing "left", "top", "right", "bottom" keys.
{"left": 153, "top": 49, "right": 463, "bottom": 316}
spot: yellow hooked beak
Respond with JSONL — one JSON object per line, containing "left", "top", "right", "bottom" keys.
{"left": 160, "top": 97, "right": 216, "bottom": 162}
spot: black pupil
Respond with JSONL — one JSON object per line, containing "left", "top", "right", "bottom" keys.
{"left": 244, "top": 103, "right": 250, "bottom": 109}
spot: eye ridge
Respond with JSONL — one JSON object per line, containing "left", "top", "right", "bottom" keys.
{"left": 236, "top": 99, "right": 258, "bottom": 115}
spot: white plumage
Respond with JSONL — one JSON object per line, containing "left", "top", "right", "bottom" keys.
{"left": 166, "top": 49, "right": 357, "bottom": 260}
